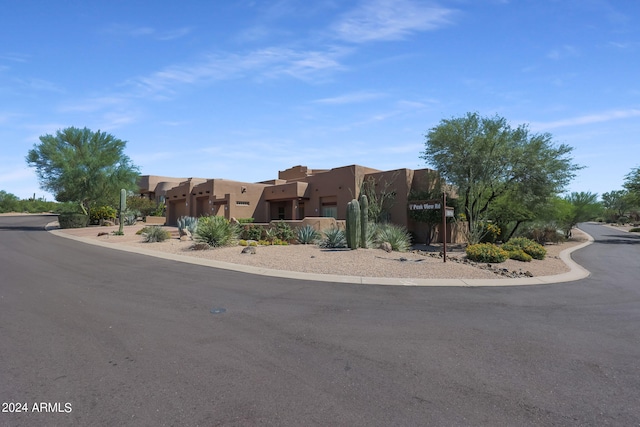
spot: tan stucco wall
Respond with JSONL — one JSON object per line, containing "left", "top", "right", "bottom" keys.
{"left": 146, "top": 164, "right": 459, "bottom": 242}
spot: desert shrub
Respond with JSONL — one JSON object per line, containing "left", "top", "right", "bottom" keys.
{"left": 239, "top": 239, "right": 248, "bottom": 246}
{"left": 503, "top": 237, "right": 546, "bottom": 260}
{"left": 126, "top": 196, "right": 158, "bottom": 217}
{"left": 237, "top": 218, "right": 255, "bottom": 224}
{"left": 320, "top": 228, "right": 347, "bottom": 248}
{"left": 507, "top": 249, "right": 533, "bottom": 262}
{"left": 273, "top": 221, "right": 295, "bottom": 241}
{"left": 142, "top": 226, "right": 171, "bottom": 243}
{"left": 58, "top": 213, "right": 89, "bottom": 229}
{"left": 90, "top": 206, "right": 117, "bottom": 225}
{"left": 194, "top": 216, "right": 237, "bottom": 247}
{"left": 249, "top": 241, "right": 258, "bottom": 246}
{"left": 296, "top": 225, "right": 321, "bottom": 244}
{"left": 523, "top": 225, "right": 565, "bottom": 245}
{"left": 629, "top": 227, "right": 640, "bottom": 232}
{"left": 149, "top": 201, "right": 165, "bottom": 217}
{"left": 466, "top": 243, "right": 509, "bottom": 263}
{"left": 241, "top": 224, "right": 263, "bottom": 241}
{"left": 136, "top": 226, "right": 151, "bottom": 235}
{"left": 264, "top": 227, "right": 278, "bottom": 242}
{"left": 374, "top": 223, "right": 412, "bottom": 252}
{"left": 271, "top": 238, "right": 289, "bottom": 246}
{"left": 617, "top": 216, "right": 629, "bottom": 225}
{"left": 478, "top": 222, "right": 501, "bottom": 244}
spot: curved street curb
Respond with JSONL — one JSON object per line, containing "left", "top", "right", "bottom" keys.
{"left": 46, "top": 222, "right": 593, "bottom": 287}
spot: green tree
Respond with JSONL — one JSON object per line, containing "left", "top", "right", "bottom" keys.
{"left": 26, "top": 127, "right": 139, "bottom": 216}
{"left": 358, "top": 172, "right": 399, "bottom": 223}
{"left": 421, "top": 112, "right": 582, "bottom": 241}
{"left": 624, "top": 167, "right": 640, "bottom": 204}
{"left": 0, "top": 190, "right": 20, "bottom": 213}
{"left": 556, "top": 192, "right": 602, "bottom": 237}
{"left": 601, "top": 190, "right": 633, "bottom": 221}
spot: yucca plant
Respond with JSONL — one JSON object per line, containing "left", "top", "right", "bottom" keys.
{"left": 319, "top": 227, "right": 347, "bottom": 248}
{"left": 296, "top": 224, "right": 321, "bottom": 244}
{"left": 194, "top": 216, "right": 238, "bottom": 247}
{"left": 142, "top": 225, "right": 171, "bottom": 243}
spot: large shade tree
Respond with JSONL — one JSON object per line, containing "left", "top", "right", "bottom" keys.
{"left": 26, "top": 127, "right": 139, "bottom": 215}
{"left": 555, "top": 192, "right": 602, "bottom": 236}
{"left": 421, "top": 112, "right": 582, "bottom": 240}
{"left": 624, "top": 167, "right": 640, "bottom": 203}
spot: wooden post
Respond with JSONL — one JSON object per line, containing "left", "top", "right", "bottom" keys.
{"left": 442, "top": 192, "right": 447, "bottom": 263}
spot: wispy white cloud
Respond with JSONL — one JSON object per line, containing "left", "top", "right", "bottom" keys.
{"left": 58, "top": 96, "right": 129, "bottom": 113}
{"left": 313, "top": 91, "right": 386, "bottom": 105}
{"left": 103, "top": 24, "right": 192, "bottom": 41}
{"left": 607, "top": 41, "right": 640, "bottom": 51}
{"left": 332, "top": 0, "right": 455, "bottom": 43}
{"left": 530, "top": 109, "right": 640, "bottom": 130}
{"left": 0, "top": 53, "right": 29, "bottom": 63}
{"left": 547, "top": 45, "right": 580, "bottom": 60}
{"left": 129, "top": 46, "right": 349, "bottom": 96}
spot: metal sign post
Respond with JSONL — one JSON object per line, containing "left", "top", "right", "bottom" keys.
{"left": 442, "top": 192, "right": 446, "bottom": 263}
{"left": 408, "top": 196, "right": 453, "bottom": 263}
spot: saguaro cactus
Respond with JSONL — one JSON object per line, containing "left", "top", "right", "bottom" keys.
{"left": 359, "top": 194, "right": 369, "bottom": 248}
{"left": 346, "top": 199, "right": 361, "bottom": 250}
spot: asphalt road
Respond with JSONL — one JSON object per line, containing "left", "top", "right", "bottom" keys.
{"left": 1, "top": 216, "right": 639, "bottom": 426}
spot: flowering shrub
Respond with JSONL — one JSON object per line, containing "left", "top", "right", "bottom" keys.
{"left": 502, "top": 237, "right": 546, "bottom": 260}
{"left": 479, "top": 222, "right": 501, "bottom": 243}
{"left": 90, "top": 206, "right": 117, "bottom": 224}
{"left": 466, "top": 243, "right": 509, "bottom": 263}
{"left": 507, "top": 249, "right": 532, "bottom": 262}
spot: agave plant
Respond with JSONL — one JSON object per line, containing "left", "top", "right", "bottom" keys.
{"left": 319, "top": 227, "right": 347, "bottom": 248}
{"left": 296, "top": 224, "right": 321, "bottom": 244}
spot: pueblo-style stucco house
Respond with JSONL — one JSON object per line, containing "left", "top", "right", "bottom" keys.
{"left": 137, "top": 164, "right": 456, "bottom": 243}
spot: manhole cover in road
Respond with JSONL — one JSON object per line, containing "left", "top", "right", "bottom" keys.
{"left": 210, "top": 307, "right": 226, "bottom": 314}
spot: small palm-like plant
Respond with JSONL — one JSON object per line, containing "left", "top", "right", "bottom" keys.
{"left": 319, "top": 227, "right": 347, "bottom": 248}
{"left": 142, "top": 226, "right": 171, "bottom": 243}
{"left": 296, "top": 225, "right": 321, "bottom": 244}
{"left": 194, "top": 216, "right": 237, "bottom": 247}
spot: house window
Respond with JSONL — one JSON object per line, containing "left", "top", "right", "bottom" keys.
{"left": 278, "top": 206, "right": 285, "bottom": 220}
{"left": 321, "top": 205, "right": 337, "bottom": 218}
{"left": 236, "top": 201, "right": 250, "bottom": 206}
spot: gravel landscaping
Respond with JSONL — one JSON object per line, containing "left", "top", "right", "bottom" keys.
{"left": 55, "top": 222, "right": 592, "bottom": 280}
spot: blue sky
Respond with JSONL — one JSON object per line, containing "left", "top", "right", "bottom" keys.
{"left": 1, "top": 0, "right": 639, "bottom": 200}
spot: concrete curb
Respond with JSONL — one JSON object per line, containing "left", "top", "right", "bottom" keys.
{"left": 46, "top": 222, "right": 594, "bottom": 287}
